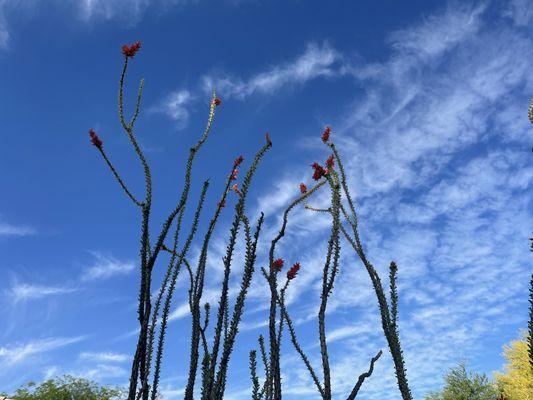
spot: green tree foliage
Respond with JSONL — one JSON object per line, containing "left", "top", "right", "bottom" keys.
{"left": 424, "top": 363, "right": 498, "bottom": 400}
{"left": 8, "top": 375, "right": 124, "bottom": 400}
{"left": 494, "top": 334, "right": 533, "bottom": 400}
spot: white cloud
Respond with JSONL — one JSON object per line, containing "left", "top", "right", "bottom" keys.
{"left": 77, "top": 0, "right": 151, "bottom": 22}
{"left": 0, "top": 3, "right": 9, "bottom": 49}
{"left": 245, "top": 3, "right": 533, "bottom": 399}
{"left": 201, "top": 42, "right": 343, "bottom": 99}
{"left": 81, "top": 252, "right": 135, "bottom": 281}
{"left": 0, "top": 336, "right": 85, "bottom": 366}
{"left": 78, "top": 351, "right": 130, "bottom": 363}
{"left": 504, "top": 0, "right": 533, "bottom": 27}
{"left": 150, "top": 89, "right": 193, "bottom": 130}
{"left": 9, "top": 283, "right": 75, "bottom": 302}
{"left": 0, "top": 0, "right": 195, "bottom": 50}
{"left": 0, "top": 217, "right": 35, "bottom": 237}
{"left": 388, "top": 3, "right": 486, "bottom": 61}
{"left": 73, "top": 363, "right": 128, "bottom": 380}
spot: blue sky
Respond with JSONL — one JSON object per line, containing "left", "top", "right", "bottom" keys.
{"left": 0, "top": 0, "right": 532, "bottom": 399}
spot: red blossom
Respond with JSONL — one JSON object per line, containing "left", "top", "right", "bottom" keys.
{"left": 287, "top": 262, "right": 301, "bottom": 280}
{"left": 89, "top": 128, "right": 103, "bottom": 149}
{"left": 321, "top": 126, "right": 331, "bottom": 142}
{"left": 271, "top": 258, "right": 284, "bottom": 272}
{"left": 326, "top": 154, "right": 335, "bottom": 169}
{"left": 234, "top": 155, "right": 244, "bottom": 167}
{"left": 265, "top": 132, "right": 272, "bottom": 145}
{"left": 231, "top": 183, "right": 242, "bottom": 196}
{"left": 213, "top": 98, "right": 222, "bottom": 106}
{"left": 299, "top": 183, "right": 307, "bottom": 194}
{"left": 311, "top": 162, "right": 326, "bottom": 181}
{"left": 122, "top": 41, "right": 141, "bottom": 58}
{"left": 231, "top": 168, "right": 238, "bottom": 180}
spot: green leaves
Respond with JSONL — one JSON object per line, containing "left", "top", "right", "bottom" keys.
{"left": 10, "top": 375, "right": 124, "bottom": 400}
{"left": 425, "top": 363, "right": 498, "bottom": 400}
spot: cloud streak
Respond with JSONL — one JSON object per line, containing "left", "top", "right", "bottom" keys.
{"left": 79, "top": 351, "right": 131, "bottom": 363}
{"left": 243, "top": 3, "right": 533, "bottom": 399}
{"left": 8, "top": 283, "right": 76, "bottom": 302}
{"left": 0, "top": 336, "right": 86, "bottom": 367}
{"left": 150, "top": 89, "right": 193, "bottom": 130}
{"left": 81, "top": 252, "right": 135, "bottom": 281}
{"left": 0, "top": 217, "right": 35, "bottom": 237}
{"left": 201, "top": 42, "right": 343, "bottom": 99}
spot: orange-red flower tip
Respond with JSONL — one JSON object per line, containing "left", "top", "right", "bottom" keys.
{"left": 311, "top": 162, "right": 326, "bottom": 181}
{"left": 321, "top": 126, "right": 331, "bottom": 142}
{"left": 287, "top": 262, "right": 301, "bottom": 280}
{"left": 234, "top": 155, "right": 244, "bottom": 167}
{"left": 89, "top": 128, "right": 103, "bottom": 149}
{"left": 122, "top": 41, "right": 141, "bottom": 58}
{"left": 326, "top": 154, "right": 335, "bottom": 169}
{"left": 272, "top": 258, "right": 284, "bottom": 272}
{"left": 231, "top": 183, "right": 242, "bottom": 196}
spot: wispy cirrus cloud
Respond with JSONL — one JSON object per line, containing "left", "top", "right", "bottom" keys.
{"left": 504, "top": 0, "right": 533, "bottom": 26}
{"left": 241, "top": 2, "right": 533, "bottom": 399}
{"left": 0, "top": 0, "right": 194, "bottom": 50}
{"left": 0, "top": 217, "right": 35, "bottom": 237}
{"left": 202, "top": 42, "right": 343, "bottom": 100}
{"left": 0, "top": 336, "right": 86, "bottom": 367}
{"left": 150, "top": 89, "right": 194, "bottom": 130}
{"left": 77, "top": 0, "right": 152, "bottom": 22}
{"left": 78, "top": 351, "right": 131, "bottom": 363}
{"left": 152, "top": 42, "right": 344, "bottom": 129}
{"left": 43, "top": 362, "right": 128, "bottom": 381}
{"left": 81, "top": 252, "right": 135, "bottom": 281}
{"left": 8, "top": 283, "right": 76, "bottom": 302}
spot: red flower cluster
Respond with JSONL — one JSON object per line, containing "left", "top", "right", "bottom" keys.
{"left": 299, "top": 183, "right": 307, "bottom": 194}
{"left": 231, "top": 168, "right": 238, "bottom": 180}
{"left": 122, "top": 41, "right": 141, "bottom": 58}
{"left": 272, "top": 258, "right": 284, "bottom": 272}
{"left": 311, "top": 162, "right": 326, "bottom": 181}
{"left": 265, "top": 132, "right": 272, "bottom": 145}
{"left": 231, "top": 183, "right": 242, "bottom": 196}
{"left": 213, "top": 98, "right": 222, "bottom": 106}
{"left": 287, "top": 262, "right": 301, "bottom": 280}
{"left": 326, "top": 154, "right": 335, "bottom": 169}
{"left": 89, "top": 128, "right": 103, "bottom": 149}
{"left": 234, "top": 155, "right": 244, "bottom": 167}
{"left": 322, "top": 126, "right": 331, "bottom": 142}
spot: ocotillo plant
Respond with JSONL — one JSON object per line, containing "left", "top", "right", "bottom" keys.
{"left": 88, "top": 41, "right": 412, "bottom": 400}
{"left": 250, "top": 127, "right": 413, "bottom": 400}
{"left": 88, "top": 41, "right": 271, "bottom": 400}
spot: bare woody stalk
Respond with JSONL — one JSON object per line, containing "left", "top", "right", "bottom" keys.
{"left": 208, "top": 146, "right": 271, "bottom": 400}
{"left": 250, "top": 126, "right": 412, "bottom": 400}
{"left": 88, "top": 41, "right": 224, "bottom": 400}
{"left": 254, "top": 166, "right": 382, "bottom": 400}
{"left": 183, "top": 136, "right": 271, "bottom": 400}
{"left": 148, "top": 93, "right": 221, "bottom": 400}
{"left": 323, "top": 128, "right": 413, "bottom": 400}
{"left": 90, "top": 41, "right": 414, "bottom": 400}
{"left": 265, "top": 180, "right": 326, "bottom": 399}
